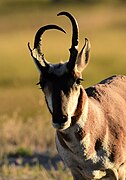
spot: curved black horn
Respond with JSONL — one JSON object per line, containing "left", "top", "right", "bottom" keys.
{"left": 28, "top": 24, "right": 66, "bottom": 72}
{"left": 34, "top": 24, "right": 66, "bottom": 56}
{"left": 57, "top": 11, "right": 79, "bottom": 70}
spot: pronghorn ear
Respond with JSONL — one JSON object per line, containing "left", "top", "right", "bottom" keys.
{"left": 76, "top": 38, "right": 91, "bottom": 73}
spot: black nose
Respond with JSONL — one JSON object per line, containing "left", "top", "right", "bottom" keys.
{"left": 52, "top": 114, "right": 68, "bottom": 124}
{"left": 62, "top": 115, "right": 68, "bottom": 123}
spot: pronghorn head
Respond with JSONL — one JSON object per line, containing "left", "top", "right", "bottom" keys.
{"left": 28, "top": 11, "right": 91, "bottom": 130}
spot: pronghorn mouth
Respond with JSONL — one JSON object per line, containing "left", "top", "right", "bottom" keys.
{"left": 52, "top": 115, "right": 71, "bottom": 130}
{"left": 53, "top": 121, "right": 71, "bottom": 130}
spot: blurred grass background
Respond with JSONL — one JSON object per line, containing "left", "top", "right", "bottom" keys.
{"left": 0, "top": 0, "right": 126, "bottom": 179}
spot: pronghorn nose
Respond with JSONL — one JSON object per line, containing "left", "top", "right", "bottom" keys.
{"left": 52, "top": 114, "right": 69, "bottom": 130}
{"left": 52, "top": 114, "right": 68, "bottom": 124}
{"left": 62, "top": 115, "right": 68, "bottom": 123}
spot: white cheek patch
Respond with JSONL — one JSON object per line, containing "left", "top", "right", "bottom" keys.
{"left": 46, "top": 94, "right": 53, "bottom": 113}
{"left": 44, "top": 87, "right": 53, "bottom": 113}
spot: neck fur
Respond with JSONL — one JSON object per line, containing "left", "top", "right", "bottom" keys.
{"left": 71, "top": 87, "right": 88, "bottom": 127}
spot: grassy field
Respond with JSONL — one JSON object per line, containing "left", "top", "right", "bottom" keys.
{"left": 0, "top": 1, "right": 126, "bottom": 179}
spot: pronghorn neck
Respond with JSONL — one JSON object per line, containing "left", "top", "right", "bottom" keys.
{"left": 71, "top": 87, "right": 88, "bottom": 127}
{"left": 56, "top": 87, "right": 89, "bottom": 157}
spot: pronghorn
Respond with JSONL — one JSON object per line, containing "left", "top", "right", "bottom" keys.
{"left": 28, "top": 11, "right": 126, "bottom": 180}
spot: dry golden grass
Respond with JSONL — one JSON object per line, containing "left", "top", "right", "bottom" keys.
{"left": 0, "top": 164, "right": 72, "bottom": 180}
{"left": 0, "top": 111, "right": 54, "bottom": 155}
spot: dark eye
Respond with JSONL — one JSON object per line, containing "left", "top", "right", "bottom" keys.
{"left": 76, "top": 78, "right": 83, "bottom": 85}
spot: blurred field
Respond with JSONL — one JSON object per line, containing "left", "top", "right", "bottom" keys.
{"left": 0, "top": 0, "right": 126, "bottom": 179}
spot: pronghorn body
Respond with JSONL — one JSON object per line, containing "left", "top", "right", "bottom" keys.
{"left": 56, "top": 75, "right": 126, "bottom": 179}
{"left": 28, "top": 12, "right": 126, "bottom": 179}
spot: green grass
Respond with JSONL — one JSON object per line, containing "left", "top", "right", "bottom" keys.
{"left": 0, "top": 1, "right": 126, "bottom": 179}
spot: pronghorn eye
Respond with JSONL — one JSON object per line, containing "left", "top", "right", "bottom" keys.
{"left": 76, "top": 78, "right": 83, "bottom": 85}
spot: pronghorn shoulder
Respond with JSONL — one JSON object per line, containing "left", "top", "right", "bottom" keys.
{"left": 86, "top": 75, "right": 126, "bottom": 99}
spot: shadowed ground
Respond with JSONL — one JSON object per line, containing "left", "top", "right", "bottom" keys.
{"left": 1, "top": 152, "right": 62, "bottom": 170}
